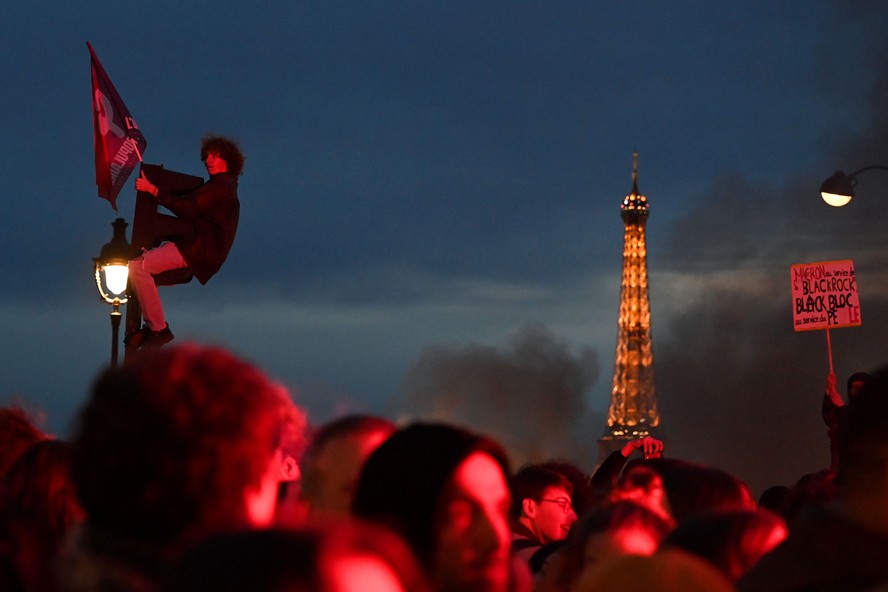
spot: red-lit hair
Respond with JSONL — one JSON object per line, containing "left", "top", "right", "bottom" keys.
{"left": 72, "top": 343, "right": 300, "bottom": 550}
{"left": 200, "top": 135, "right": 245, "bottom": 177}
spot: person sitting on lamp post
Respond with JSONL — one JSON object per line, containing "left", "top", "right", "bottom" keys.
{"left": 127, "top": 134, "right": 244, "bottom": 349}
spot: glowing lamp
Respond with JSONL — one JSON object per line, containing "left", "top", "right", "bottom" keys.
{"left": 819, "top": 171, "right": 854, "bottom": 207}
{"left": 102, "top": 262, "right": 129, "bottom": 295}
{"left": 93, "top": 218, "right": 133, "bottom": 367}
{"left": 819, "top": 165, "right": 888, "bottom": 207}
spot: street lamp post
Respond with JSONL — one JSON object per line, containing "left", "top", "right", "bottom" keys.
{"left": 94, "top": 218, "right": 133, "bottom": 368}
{"left": 820, "top": 165, "right": 888, "bottom": 207}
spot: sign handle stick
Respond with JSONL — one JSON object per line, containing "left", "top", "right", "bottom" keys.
{"left": 826, "top": 328, "right": 835, "bottom": 375}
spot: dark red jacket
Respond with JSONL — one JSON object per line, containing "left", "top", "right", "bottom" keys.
{"left": 155, "top": 173, "right": 239, "bottom": 284}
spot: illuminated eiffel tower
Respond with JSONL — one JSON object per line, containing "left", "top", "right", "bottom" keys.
{"left": 598, "top": 151, "right": 660, "bottom": 459}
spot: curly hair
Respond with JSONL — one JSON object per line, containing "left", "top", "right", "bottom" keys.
{"left": 71, "top": 343, "right": 300, "bottom": 550}
{"left": 200, "top": 135, "right": 245, "bottom": 177}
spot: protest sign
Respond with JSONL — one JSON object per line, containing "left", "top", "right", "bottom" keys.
{"left": 791, "top": 259, "right": 862, "bottom": 331}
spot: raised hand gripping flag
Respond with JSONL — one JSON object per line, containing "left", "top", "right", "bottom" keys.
{"left": 88, "top": 42, "right": 147, "bottom": 211}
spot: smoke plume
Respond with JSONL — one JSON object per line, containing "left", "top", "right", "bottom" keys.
{"left": 399, "top": 323, "right": 604, "bottom": 470}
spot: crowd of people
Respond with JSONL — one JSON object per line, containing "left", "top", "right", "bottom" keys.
{"left": 2, "top": 342, "right": 888, "bottom": 591}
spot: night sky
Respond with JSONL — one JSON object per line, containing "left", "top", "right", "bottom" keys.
{"left": 3, "top": 1, "right": 888, "bottom": 495}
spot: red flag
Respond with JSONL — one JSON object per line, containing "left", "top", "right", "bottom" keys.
{"left": 88, "top": 42, "right": 147, "bottom": 211}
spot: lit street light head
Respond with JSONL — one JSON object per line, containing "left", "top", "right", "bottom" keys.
{"left": 93, "top": 218, "right": 134, "bottom": 368}
{"left": 819, "top": 165, "right": 888, "bottom": 207}
{"left": 820, "top": 170, "right": 854, "bottom": 207}
{"left": 94, "top": 218, "right": 133, "bottom": 299}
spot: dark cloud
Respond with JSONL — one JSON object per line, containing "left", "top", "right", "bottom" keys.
{"left": 648, "top": 2, "right": 888, "bottom": 494}
{"left": 654, "top": 256, "right": 888, "bottom": 495}
{"left": 649, "top": 173, "right": 888, "bottom": 494}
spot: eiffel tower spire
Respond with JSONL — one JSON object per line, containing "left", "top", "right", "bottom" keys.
{"left": 599, "top": 151, "right": 659, "bottom": 459}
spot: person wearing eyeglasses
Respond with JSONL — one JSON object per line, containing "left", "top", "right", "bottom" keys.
{"left": 509, "top": 464, "right": 579, "bottom": 562}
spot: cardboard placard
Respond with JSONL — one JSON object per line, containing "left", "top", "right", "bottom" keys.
{"left": 791, "top": 259, "right": 862, "bottom": 331}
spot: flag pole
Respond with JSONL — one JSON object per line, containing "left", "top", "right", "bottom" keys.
{"left": 130, "top": 137, "right": 144, "bottom": 162}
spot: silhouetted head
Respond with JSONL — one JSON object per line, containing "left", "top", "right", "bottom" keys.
{"left": 300, "top": 414, "right": 396, "bottom": 518}
{"left": 839, "top": 365, "right": 888, "bottom": 497}
{"left": 576, "top": 501, "right": 675, "bottom": 565}
{"left": 757, "top": 485, "right": 791, "bottom": 516}
{"left": 572, "top": 548, "right": 734, "bottom": 592}
{"left": 0, "top": 406, "right": 47, "bottom": 478}
{"left": 657, "top": 462, "right": 755, "bottom": 523}
{"left": 532, "top": 500, "right": 674, "bottom": 592}
{"left": 847, "top": 371, "right": 871, "bottom": 402}
{"left": 2, "top": 439, "right": 84, "bottom": 539}
{"left": 610, "top": 464, "right": 671, "bottom": 519}
{"left": 662, "top": 508, "right": 787, "bottom": 581}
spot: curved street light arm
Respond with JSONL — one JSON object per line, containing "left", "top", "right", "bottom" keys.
{"left": 848, "top": 164, "right": 888, "bottom": 179}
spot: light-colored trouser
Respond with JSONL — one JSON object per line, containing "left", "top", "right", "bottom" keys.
{"left": 128, "top": 242, "right": 188, "bottom": 331}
